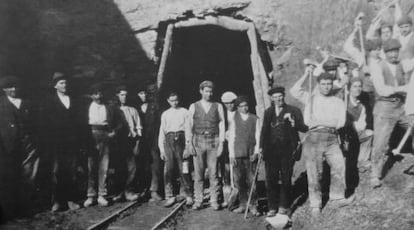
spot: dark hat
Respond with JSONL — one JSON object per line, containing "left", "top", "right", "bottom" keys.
{"left": 322, "top": 58, "right": 339, "bottom": 71}
{"left": 365, "top": 39, "right": 382, "bottom": 52}
{"left": 382, "top": 39, "right": 401, "bottom": 52}
{"left": 380, "top": 22, "right": 394, "bottom": 30}
{"left": 137, "top": 85, "right": 146, "bottom": 93}
{"left": 51, "top": 72, "right": 67, "bottom": 86}
{"left": 0, "top": 75, "right": 20, "bottom": 89}
{"left": 317, "top": 72, "right": 335, "bottom": 82}
{"left": 267, "top": 86, "right": 285, "bottom": 96}
{"left": 199, "top": 80, "right": 214, "bottom": 90}
{"left": 146, "top": 84, "right": 158, "bottom": 93}
{"left": 397, "top": 14, "right": 413, "bottom": 26}
{"left": 234, "top": 96, "right": 249, "bottom": 107}
{"left": 90, "top": 83, "right": 104, "bottom": 94}
{"left": 115, "top": 85, "right": 127, "bottom": 93}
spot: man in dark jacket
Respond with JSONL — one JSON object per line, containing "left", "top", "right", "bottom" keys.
{"left": 43, "top": 72, "right": 81, "bottom": 212}
{"left": 260, "top": 86, "right": 307, "bottom": 218}
{"left": 0, "top": 76, "right": 39, "bottom": 222}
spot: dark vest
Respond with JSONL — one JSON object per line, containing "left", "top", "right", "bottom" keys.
{"left": 234, "top": 112, "right": 257, "bottom": 158}
{"left": 193, "top": 101, "right": 220, "bottom": 135}
{"left": 378, "top": 60, "right": 407, "bottom": 100}
{"left": 347, "top": 101, "right": 363, "bottom": 122}
{"left": 269, "top": 111, "right": 289, "bottom": 145}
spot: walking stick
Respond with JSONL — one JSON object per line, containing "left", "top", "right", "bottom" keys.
{"left": 244, "top": 154, "right": 262, "bottom": 219}
{"left": 392, "top": 126, "right": 413, "bottom": 156}
{"left": 356, "top": 12, "right": 367, "bottom": 67}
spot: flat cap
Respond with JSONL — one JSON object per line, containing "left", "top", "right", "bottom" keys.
{"left": 90, "top": 83, "right": 105, "bottom": 94}
{"left": 51, "top": 72, "right": 67, "bottom": 86}
{"left": 234, "top": 96, "right": 249, "bottom": 107}
{"left": 382, "top": 39, "right": 401, "bottom": 52}
{"left": 146, "top": 84, "right": 158, "bottom": 93}
{"left": 267, "top": 86, "right": 285, "bottom": 96}
{"left": 365, "top": 39, "right": 382, "bottom": 52}
{"left": 115, "top": 85, "right": 127, "bottom": 93}
{"left": 317, "top": 72, "right": 335, "bottom": 82}
{"left": 199, "top": 80, "right": 214, "bottom": 90}
{"left": 0, "top": 75, "right": 20, "bottom": 89}
{"left": 322, "top": 58, "right": 339, "bottom": 71}
{"left": 221, "top": 91, "right": 237, "bottom": 103}
{"left": 397, "top": 14, "right": 413, "bottom": 26}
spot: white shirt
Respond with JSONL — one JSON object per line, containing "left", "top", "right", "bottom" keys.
{"left": 57, "top": 93, "right": 70, "bottom": 109}
{"left": 120, "top": 105, "right": 142, "bottom": 137}
{"left": 399, "top": 32, "right": 413, "bottom": 51}
{"left": 88, "top": 102, "right": 108, "bottom": 125}
{"left": 7, "top": 96, "right": 22, "bottom": 109}
{"left": 158, "top": 107, "right": 191, "bottom": 153}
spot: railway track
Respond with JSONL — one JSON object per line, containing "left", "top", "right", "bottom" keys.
{"left": 86, "top": 200, "right": 186, "bottom": 230}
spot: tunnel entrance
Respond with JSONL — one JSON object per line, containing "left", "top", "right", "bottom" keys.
{"left": 160, "top": 25, "right": 255, "bottom": 111}
{"left": 156, "top": 16, "right": 271, "bottom": 118}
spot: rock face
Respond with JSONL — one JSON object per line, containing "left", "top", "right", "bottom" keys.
{"left": 1, "top": 0, "right": 413, "bottom": 97}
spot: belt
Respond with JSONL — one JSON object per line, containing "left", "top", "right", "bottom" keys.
{"left": 166, "top": 131, "right": 184, "bottom": 135}
{"left": 90, "top": 125, "right": 109, "bottom": 131}
{"left": 377, "top": 96, "right": 403, "bottom": 103}
{"left": 309, "top": 126, "right": 337, "bottom": 134}
{"left": 195, "top": 131, "right": 218, "bottom": 137}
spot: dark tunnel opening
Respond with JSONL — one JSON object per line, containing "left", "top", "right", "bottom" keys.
{"left": 160, "top": 25, "right": 256, "bottom": 113}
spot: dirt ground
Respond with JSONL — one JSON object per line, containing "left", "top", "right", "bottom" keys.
{"left": 1, "top": 154, "right": 413, "bottom": 230}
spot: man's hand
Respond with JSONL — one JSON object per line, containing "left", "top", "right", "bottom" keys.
{"left": 217, "top": 142, "right": 224, "bottom": 157}
{"left": 250, "top": 153, "right": 259, "bottom": 162}
{"left": 409, "top": 115, "right": 414, "bottom": 127}
{"left": 230, "top": 157, "right": 237, "bottom": 167}
{"left": 160, "top": 151, "right": 166, "bottom": 161}
{"left": 284, "top": 113, "right": 295, "bottom": 127}
{"left": 107, "top": 131, "right": 116, "bottom": 138}
{"left": 137, "top": 129, "right": 142, "bottom": 137}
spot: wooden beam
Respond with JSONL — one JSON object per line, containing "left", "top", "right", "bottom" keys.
{"left": 157, "top": 23, "right": 174, "bottom": 88}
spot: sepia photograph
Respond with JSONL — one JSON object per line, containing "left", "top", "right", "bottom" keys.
{"left": 0, "top": 0, "right": 413, "bottom": 229}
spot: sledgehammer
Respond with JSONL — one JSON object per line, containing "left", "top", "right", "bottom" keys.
{"left": 392, "top": 126, "right": 413, "bottom": 156}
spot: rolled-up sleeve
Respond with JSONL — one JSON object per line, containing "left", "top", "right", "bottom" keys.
{"left": 370, "top": 62, "right": 396, "bottom": 97}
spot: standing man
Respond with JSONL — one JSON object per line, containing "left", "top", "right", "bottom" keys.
{"left": 158, "top": 92, "right": 193, "bottom": 207}
{"left": 0, "top": 76, "right": 39, "bottom": 222}
{"left": 396, "top": 14, "right": 414, "bottom": 60}
{"left": 189, "top": 80, "right": 225, "bottom": 210}
{"left": 260, "top": 87, "right": 307, "bottom": 218}
{"left": 83, "top": 84, "right": 125, "bottom": 207}
{"left": 44, "top": 72, "right": 81, "bottom": 212}
{"left": 227, "top": 96, "right": 261, "bottom": 215}
{"left": 136, "top": 84, "right": 163, "bottom": 201}
{"left": 113, "top": 86, "right": 142, "bottom": 202}
{"left": 290, "top": 69, "right": 354, "bottom": 217}
{"left": 369, "top": 39, "right": 414, "bottom": 188}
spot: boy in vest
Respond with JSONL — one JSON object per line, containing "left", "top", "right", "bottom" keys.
{"left": 290, "top": 69, "right": 354, "bottom": 218}
{"left": 260, "top": 87, "right": 307, "bottom": 218}
{"left": 189, "top": 81, "right": 225, "bottom": 210}
{"left": 158, "top": 92, "right": 193, "bottom": 207}
{"left": 369, "top": 39, "right": 414, "bottom": 188}
{"left": 227, "top": 96, "right": 260, "bottom": 215}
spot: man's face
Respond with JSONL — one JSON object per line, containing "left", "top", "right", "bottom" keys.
{"left": 117, "top": 90, "right": 127, "bottom": 105}
{"left": 271, "top": 93, "right": 285, "bottom": 107}
{"left": 399, "top": 23, "right": 412, "bottom": 37}
{"left": 200, "top": 87, "right": 213, "bottom": 101}
{"left": 237, "top": 101, "right": 249, "bottom": 114}
{"left": 224, "top": 102, "right": 235, "bottom": 111}
{"left": 167, "top": 95, "right": 179, "bottom": 108}
{"left": 350, "top": 81, "right": 362, "bottom": 98}
{"left": 138, "top": 91, "right": 146, "bottom": 102}
{"left": 381, "top": 27, "right": 392, "bottom": 41}
{"left": 3, "top": 87, "right": 19, "bottom": 98}
{"left": 385, "top": 49, "right": 400, "bottom": 64}
{"left": 91, "top": 92, "right": 103, "bottom": 104}
{"left": 318, "top": 79, "right": 333, "bottom": 96}
{"left": 55, "top": 80, "right": 67, "bottom": 94}
{"left": 369, "top": 48, "right": 381, "bottom": 59}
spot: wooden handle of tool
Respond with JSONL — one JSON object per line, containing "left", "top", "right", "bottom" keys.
{"left": 392, "top": 126, "right": 413, "bottom": 155}
{"left": 244, "top": 154, "right": 262, "bottom": 219}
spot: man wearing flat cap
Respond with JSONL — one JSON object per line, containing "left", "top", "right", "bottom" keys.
{"left": 43, "top": 72, "right": 82, "bottom": 212}
{"left": 189, "top": 80, "right": 226, "bottom": 210}
{"left": 369, "top": 38, "right": 414, "bottom": 188}
{"left": 259, "top": 86, "right": 307, "bottom": 218}
{"left": 396, "top": 14, "right": 414, "bottom": 60}
{"left": 0, "top": 76, "right": 39, "bottom": 222}
{"left": 291, "top": 68, "right": 354, "bottom": 217}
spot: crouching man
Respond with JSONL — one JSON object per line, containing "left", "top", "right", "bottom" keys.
{"left": 158, "top": 92, "right": 193, "bottom": 207}
{"left": 227, "top": 96, "right": 261, "bottom": 216}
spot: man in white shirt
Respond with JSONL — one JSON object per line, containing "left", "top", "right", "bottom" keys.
{"left": 189, "top": 81, "right": 225, "bottom": 210}
{"left": 113, "top": 86, "right": 142, "bottom": 202}
{"left": 290, "top": 69, "right": 354, "bottom": 217}
{"left": 158, "top": 92, "right": 192, "bottom": 208}
{"left": 369, "top": 39, "right": 414, "bottom": 188}
{"left": 396, "top": 14, "right": 414, "bottom": 60}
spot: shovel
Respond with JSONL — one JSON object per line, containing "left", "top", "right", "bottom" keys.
{"left": 227, "top": 160, "right": 239, "bottom": 211}
{"left": 244, "top": 154, "right": 262, "bottom": 219}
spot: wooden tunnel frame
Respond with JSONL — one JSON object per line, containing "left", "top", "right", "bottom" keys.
{"left": 156, "top": 15, "right": 271, "bottom": 118}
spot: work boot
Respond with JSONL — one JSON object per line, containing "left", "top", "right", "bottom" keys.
{"left": 185, "top": 197, "right": 194, "bottom": 206}
{"left": 113, "top": 192, "right": 125, "bottom": 202}
{"left": 67, "top": 201, "right": 80, "bottom": 211}
{"left": 83, "top": 197, "right": 96, "bottom": 207}
{"left": 211, "top": 202, "right": 221, "bottom": 211}
{"left": 232, "top": 206, "right": 245, "bottom": 213}
{"left": 51, "top": 202, "right": 61, "bottom": 212}
{"left": 125, "top": 192, "right": 139, "bottom": 202}
{"left": 97, "top": 196, "right": 109, "bottom": 207}
{"left": 221, "top": 201, "right": 228, "bottom": 208}
{"left": 192, "top": 202, "right": 203, "bottom": 210}
{"left": 330, "top": 194, "right": 356, "bottom": 208}
{"left": 164, "top": 197, "right": 176, "bottom": 208}
{"left": 150, "top": 192, "right": 162, "bottom": 202}
{"left": 266, "top": 210, "right": 277, "bottom": 217}
{"left": 310, "top": 207, "right": 321, "bottom": 219}
{"left": 250, "top": 206, "right": 260, "bottom": 217}
{"left": 371, "top": 178, "right": 382, "bottom": 189}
